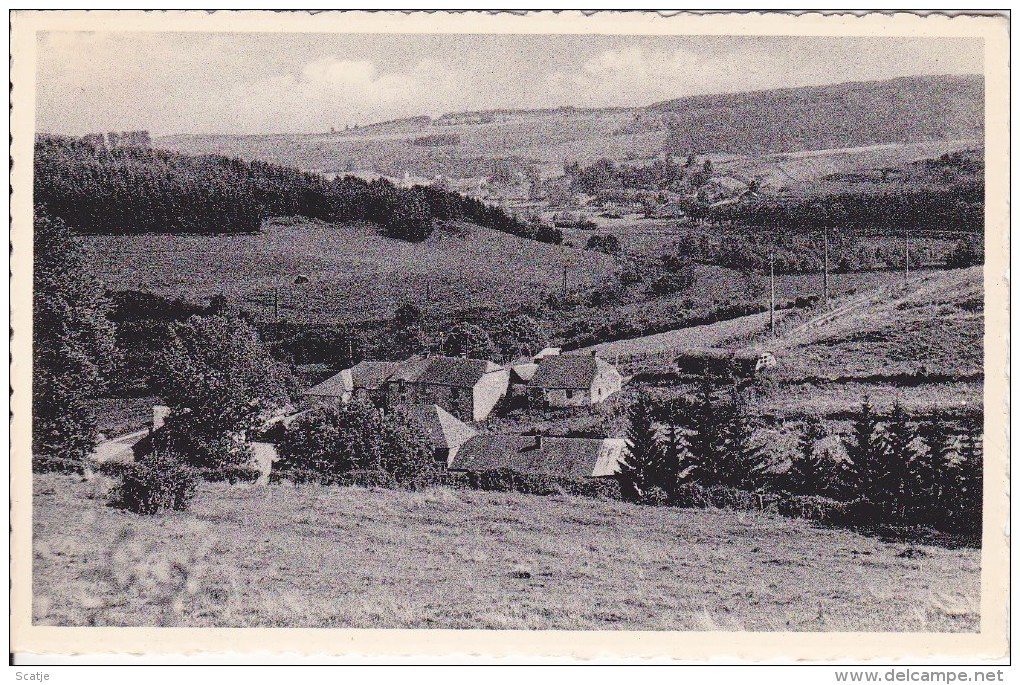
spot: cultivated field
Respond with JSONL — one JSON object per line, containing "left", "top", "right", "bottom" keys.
{"left": 34, "top": 473, "right": 980, "bottom": 630}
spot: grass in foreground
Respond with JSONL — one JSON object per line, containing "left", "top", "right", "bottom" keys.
{"left": 33, "top": 474, "right": 979, "bottom": 631}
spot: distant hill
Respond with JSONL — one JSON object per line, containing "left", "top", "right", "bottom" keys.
{"left": 157, "top": 74, "right": 984, "bottom": 180}
{"left": 653, "top": 75, "right": 984, "bottom": 156}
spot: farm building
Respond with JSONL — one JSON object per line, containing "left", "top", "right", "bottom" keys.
{"left": 398, "top": 403, "right": 478, "bottom": 464}
{"left": 385, "top": 355, "right": 510, "bottom": 422}
{"left": 306, "top": 355, "right": 510, "bottom": 422}
{"left": 303, "top": 361, "right": 400, "bottom": 407}
{"left": 528, "top": 353, "right": 623, "bottom": 407}
{"left": 674, "top": 347, "right": 777, "bottom": 378}
{"left": 448, "top": 434, "right": 626, "bottom": 480}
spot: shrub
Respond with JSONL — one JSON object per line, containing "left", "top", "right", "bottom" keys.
{"left": 33, "top": 454, "right": 86, "bottom": 475}
{"left": 112, "top": 450, "right": 197, "bottom": 515}
{"left": 337, "top": 469, "right": 399, "bottom": 489}
{"left": 192, "top": 465, "right": 262, "bottom": 484}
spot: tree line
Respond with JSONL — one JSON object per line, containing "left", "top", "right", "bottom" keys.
{"left": 620, "top": 385, "right": 983, "bottom": 539}
{"left": 34, "top": 134, "right": 556, "bottom": 243}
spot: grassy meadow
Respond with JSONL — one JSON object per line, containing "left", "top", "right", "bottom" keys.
{"left": 34, "top": 473, "right": 980, "bottom": 630}
{"left": 81, "top": 219, "right": 617, "bottom": 323}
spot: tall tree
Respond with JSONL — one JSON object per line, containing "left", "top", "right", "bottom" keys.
{"left": 679, "top": 378, "right": 734, "bottom": 486}
{"left": 150, "top": 315, "right": 295, "bottom": 468}
{"left": 881, "top": 401, "right": 919, "bottom": 518}
{"left": 844, "top": 398, "right": 887, "bottom": 503}
{"left": 912, "top": 410, "right": 955, "bottom": 523}
{"left": 32, "top": 210, "right": 117, "bottom": 470}
{"left": 618, "top": 393, "right": 667, "bottom": 499}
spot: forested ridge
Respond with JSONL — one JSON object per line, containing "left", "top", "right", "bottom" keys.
{"left": 34, "top": 134, "right": 556, "bottom": 243}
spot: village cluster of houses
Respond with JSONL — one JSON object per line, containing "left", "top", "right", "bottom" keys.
{"left": 88, "top": 349, "right": 630, "bottom": 484}
{"left": 301, "top": 348, "right": 627, "bottom": 479}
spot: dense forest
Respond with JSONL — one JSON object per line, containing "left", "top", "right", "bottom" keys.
{"left": 34, "top": 135, "right": 556, "bottom": 243}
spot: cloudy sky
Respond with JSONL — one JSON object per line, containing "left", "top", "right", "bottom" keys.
{"left": 35, "top": 32, "right": 983, "bottom": 136}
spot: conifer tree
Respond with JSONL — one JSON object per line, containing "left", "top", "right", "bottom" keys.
{"left": 786, "top": 415, "right": 827, "bottom": 496}
{"left": 912, "top": 410, "right": 954, "bottom": 524}
{"left": 618, "top": 393, "right": 666, "bottom": 500}
{"left": 845, "top": 398, "right": 887, "bottom": 503}
{"left": 881, "top": 401, "right": 919, "bottom": 519}
{"left": 949, "top": 412, "right": 983, "bottom": 536}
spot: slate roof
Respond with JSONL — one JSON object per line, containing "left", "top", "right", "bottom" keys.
{"left": 529, "top": 355, "right": 619, "bottom": 390}
{"left": 448, "top": 434, "right": 626, "bottom": 479}
{"left": 350, "top": 361, "right": 400, "bottom": 389}
{"left": 400, "top": 403, "right": 477, "bottom": 451}
{"left": 405, "top": 355, "right": 502, "bottom": 388}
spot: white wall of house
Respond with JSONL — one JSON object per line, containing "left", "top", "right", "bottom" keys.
{"left": 543, "top": 387, "right": 590, "bottom": 408}
{"left": 472, "top": 369, "right": 510, "bottom": 421}
{"left": 589, "top": 366, "right": 623, "bottom": 404}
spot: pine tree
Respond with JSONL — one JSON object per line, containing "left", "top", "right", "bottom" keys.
{"left": 845, "top": 398, "right": 887, "bottom": 503}
{"left": 881, "top": 401, "right": 919, "bottom": 519}
{"left": 913, "top": 411, "right": 955, "bottom": 524}
{"left": 949, "top": 412, "right": 983, "bottom": 536}
{"left": 786, "top": 415, "right": 827, "bottom": 496}
{"left": 717, "top": 399, "right": 767, "bottom": 491}
{"left": 679, "top": 378, "right": 731, "bottom": 486}
{"left": 618, "top": 393, "right": 666, "bottom": 500}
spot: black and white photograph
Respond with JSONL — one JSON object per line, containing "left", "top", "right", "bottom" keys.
{"left": 10, "top": 9, "right": 1009, "bottom": 662}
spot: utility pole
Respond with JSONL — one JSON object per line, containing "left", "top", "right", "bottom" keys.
{"left": 562, "top": 263, "right": 568, "bottom": 298}
{"left": 823, "top": 227, "right": 829, "bottom": 308}
{"left": 769, "top": 251, "right": 776, "bottom": 337}
{"left": 904, "top": 230, "right": 910, "bottom": 282}
{"left": 272, "top": 287, "right": 279, "bottom": 321}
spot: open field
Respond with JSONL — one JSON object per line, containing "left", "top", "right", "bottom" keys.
{"left": 773, "top": 267, "right": 983, "bottom": 381}
{"left": 81, "top": 219, "right": 616, "bottom": 323}
{"left": 34, "top": 473, "right": 979, "bottom": 630}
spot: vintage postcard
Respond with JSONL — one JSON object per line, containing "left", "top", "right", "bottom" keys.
{"left": 9, "top": 10, "right": 1009, "bottom": 662}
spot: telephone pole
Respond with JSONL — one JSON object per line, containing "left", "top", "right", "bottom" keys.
{"left": 823, "top": 227, "right": 829, "bottom": 308}
{"left": 769, "top": 251, "right": 776, "bottom": 337}
{"left": 904, "top": 230, "right": 910, "bottom": 282}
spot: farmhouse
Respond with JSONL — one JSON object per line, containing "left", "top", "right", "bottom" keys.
{"left": 399, "top": 403, "right": 478, "bottom": 464}
{"left": 303, "top": 360, "right": 399, "bottom": 407}
{"left": 305, "top": 355, "right": 510, "bottom": 422}
{"left": 385, "top": 355, "right": 510, "bottom": 422}
{"left": 448, "top": 434, "right": 626, "bottom": 480}
{"left": 528, "top": 353, "right": 623, "bottom": 407}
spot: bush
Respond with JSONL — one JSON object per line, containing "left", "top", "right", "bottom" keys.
{"left": 337, "top": 469, "right": 398, "bottom": 489}
{"left": 192, "top": 465, "right": 262, "bottom": 484}
{"left": 33, "top": 453, "right": 86, "bottom": 475}
{"left": 112, "top": 450, "right": 197, "bottom": 515}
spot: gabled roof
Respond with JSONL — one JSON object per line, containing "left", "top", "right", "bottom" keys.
{"left": 529, "top": 354, "right": 619, "bottom": 390}
{"left": 410, "top": 355, "right": 502, "bottom": 388}
{"left": 400, "top": 403, "right": 477, "bottom": 451}
{"left": 449, "top": 434, "right": 626, "bottom": 479}
{"left": 510, "top": 362, "right": 539, "bottom": 383}
{"left": 350, "top": 361, "right": 401, "bottom": 389}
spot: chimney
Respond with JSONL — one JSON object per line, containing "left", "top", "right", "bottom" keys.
{"left": 535, "top": 433, "right": 543, "bottom": 450}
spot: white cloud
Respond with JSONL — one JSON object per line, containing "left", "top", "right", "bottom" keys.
{"left": 545, "top": 45, "right": 776, "bottom": 107}
{"left": 201, "top": 57, "right": 469, "bottom": 132}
